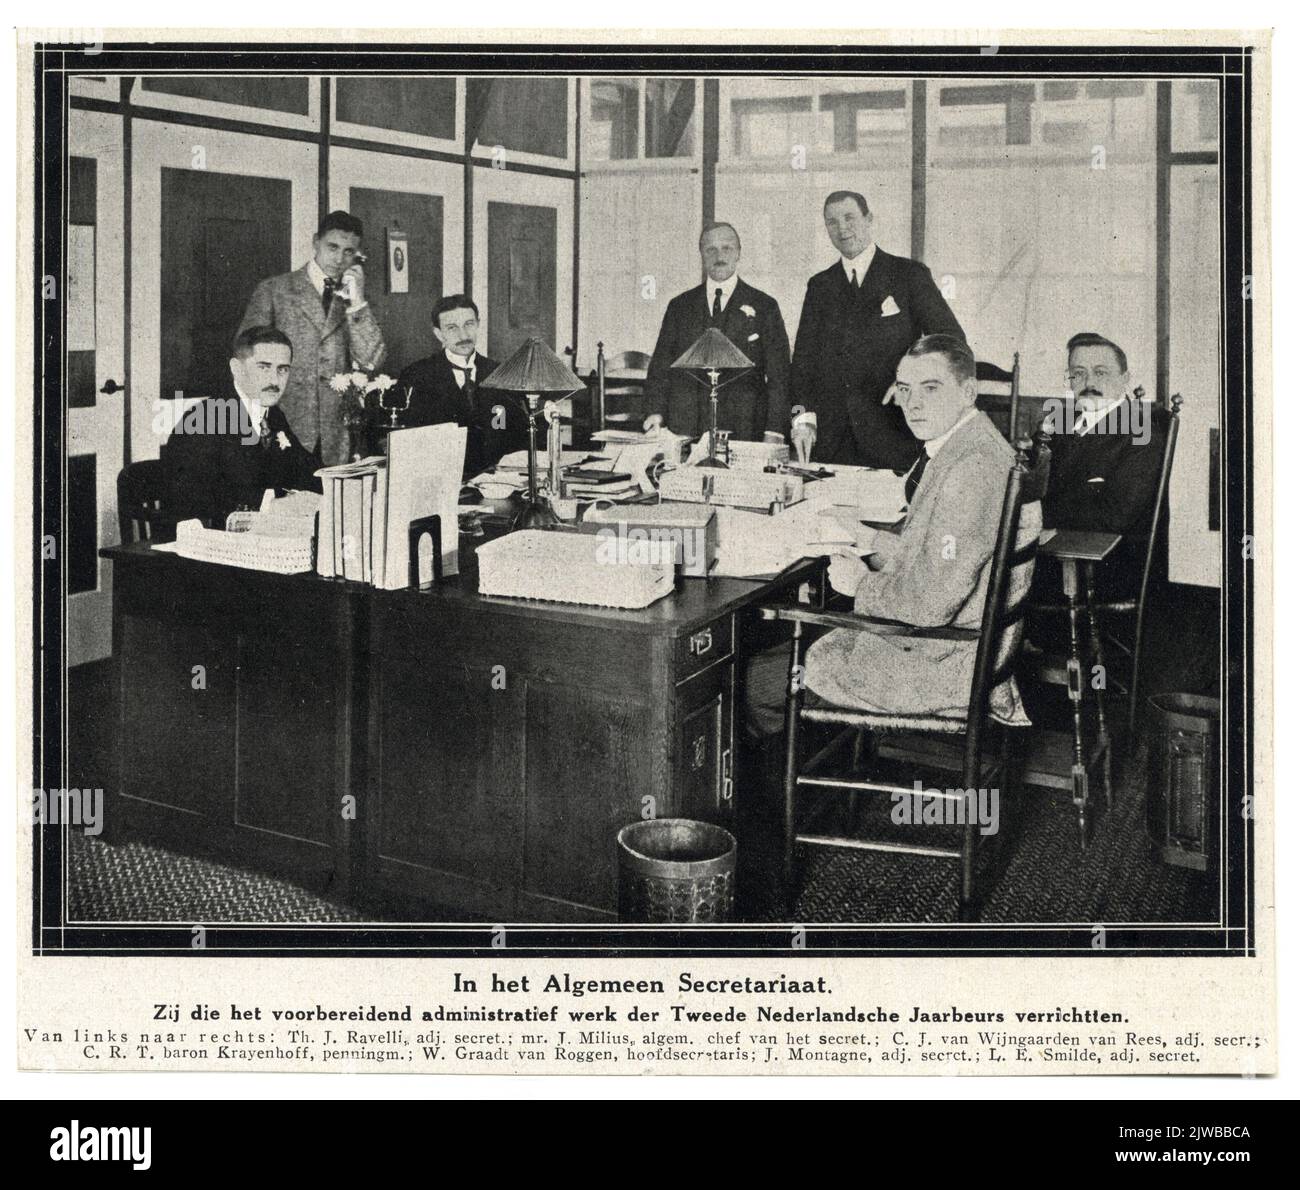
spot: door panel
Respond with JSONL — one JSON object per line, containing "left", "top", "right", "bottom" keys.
{"left": 159, "top": 168, "right": 292, "bottom": 401}
{"left": 66, "top": 110, "right": 126, "bottom": 665}
{"left": 486, "top": 201, "right": 557, "bottom": 361}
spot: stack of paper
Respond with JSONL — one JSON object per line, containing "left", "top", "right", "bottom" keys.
{"left": 805, "top": 465, "right": 907, "bottom": 523}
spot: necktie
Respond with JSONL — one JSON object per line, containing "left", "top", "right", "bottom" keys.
{"left": 712, "top": 288, "right": 723, "bottom": 322}
{"left": 850, "top": 268, "right": 858, "bottom": 289}
{"left": 904, "top": 450, "right": 929, "bottom": 505}
{"left": 451, "top": 363, "right": 477, "bottom": 410}
{"left": 321, "top": 276, "right": 339, "bottom": 315}
{"left": 257, "top": 415, "right": 272, "bottom": 451}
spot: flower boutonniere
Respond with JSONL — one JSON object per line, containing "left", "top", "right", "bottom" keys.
{"left": 276, "top": 431, "right": 291, "bottom": 451}
{"left": 739, "top": 304, "right": 757, "bottom": 319}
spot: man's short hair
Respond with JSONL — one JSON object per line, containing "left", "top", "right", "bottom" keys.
{"left": 699, "top": 221, "right": 741, "bottom": 252}
{"left": 316, "top": 210, "right": 363, "bottom": 239}
{"left": 232, "top": 325, "right": 293, "bottom": 360}
{"left": 1066, "top": 331, "right": 1128, "bottom": 374}
{"left": 823, "top": 190, "right": 871, "bottom": 218}
{"left": 905, "top": 334, "right": 975, "bottom": 384}
{"left": 432, "top": 294, "right": 479, "bottom": 326}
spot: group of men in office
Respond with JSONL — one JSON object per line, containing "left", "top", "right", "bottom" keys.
{"left": 166, "top": 192, "right": 1169, "bottom": 725}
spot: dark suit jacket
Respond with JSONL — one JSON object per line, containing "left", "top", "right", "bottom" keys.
{"left": 644, "top": 278, "right": 791, "bottom": 440}
{"left": 1039, "top": 400, "right": 1172, "bottom": 598}
{"left": 166, "top": 392, "right": 321, "bottom": 528}
{"left": 790, "top": 248, "right": 964, "bottom": 471}
{"left": 397, "top": 351, "right": 528, "bottom": 478}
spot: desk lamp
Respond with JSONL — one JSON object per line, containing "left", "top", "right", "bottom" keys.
{"left": 480, "top": 336, "right": 584, "bottom": 530}
{"left": 670, "top": 327, "right": 754, "bottom": 469}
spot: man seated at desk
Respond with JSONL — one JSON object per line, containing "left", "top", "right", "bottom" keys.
{"left": 1039, "top": 331, "right": 1171, "bottom": 595}
{"left": 397, "top": 294, "right": 528, "bottom": 479}
{"left": 166, "top": 326, "right": 321, "bottom": 527}
{"left": 747, "top": 334, "right": 1035, "bottom": 730}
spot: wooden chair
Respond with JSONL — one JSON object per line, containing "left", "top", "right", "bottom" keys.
{"left": 589, "top": 343, "right": 650, "bottom": 431}
{"left": 116, "top": 458, "right": 176, "bottom": 544}
{"left": 1028, "top": 394, "right": 1183, "bottom": 752}
{"left": 975, "top": 354, "right": 1021, "bottom": 442}
{"left": 759, "top": 436, "right": 1051, "bottom": 921}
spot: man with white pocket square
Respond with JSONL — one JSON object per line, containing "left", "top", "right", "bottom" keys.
{"left": 643, "top": 221, "right": 792, "bottom": 443}
{"left": 790, "top": 190, "right": 965, "bottom": 471}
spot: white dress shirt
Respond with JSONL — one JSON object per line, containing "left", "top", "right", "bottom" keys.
{"left": 234, "top": 383, "right": 267, "bottom": 439}
{"left": 445, "top": 348, "right": 479, "bottom": 387}
{"left": 840, "top": 242, "right": 877, "bottom": 288}
{"left": 704, "top": 271, "right": 740, "bottom": 315}
{"left": 923, "top": 407, "right": 977, "bottom": 458}
{"left": 1073, "top": 393, "right": 1129, "bottom": 436}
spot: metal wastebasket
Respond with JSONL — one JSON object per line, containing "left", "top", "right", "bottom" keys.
{"left": 1147, "top": 693, "right": 1219, "bottom": 872}
{"left": 617, "top": 818, "right": 736, "bottom": 922}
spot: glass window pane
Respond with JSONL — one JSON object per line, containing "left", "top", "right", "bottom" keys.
{"left": 646, "top": 78, "right": 695, "bottom": 158}
{"left": 816, "top": 81, "right": 909, "bottom": 154}
{"left": 589, "top": 79, "right": 639, "bottom": 161}
{"left": 1172, "top": 79, "right": 1219, "bottom": 152}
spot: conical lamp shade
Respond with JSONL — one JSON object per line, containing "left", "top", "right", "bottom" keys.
{"left": 480, "top": 336, "right": 584, "bottom": 393}
{"left": 671, "top": 327, "right": 753, "bottom": 371}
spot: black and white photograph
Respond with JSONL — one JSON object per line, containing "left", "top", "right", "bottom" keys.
{"left": 15, "top": 24, "right": 1276, "bottom": 1088}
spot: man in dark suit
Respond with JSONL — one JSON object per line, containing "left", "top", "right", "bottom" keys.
{"left": 643, "top": 222, "right": 791, "bottom": 442}
{"left": 397, "top": 294, "right": 527, "bottom": 479}
{"left": 790, "top": 190, "right": 964, "bottom": 471}
{"left": 166, "top": 326, "right": 321, "bottom": 527}
{"left": 1041, "top": 331, "right": 1171, "bottom": 597}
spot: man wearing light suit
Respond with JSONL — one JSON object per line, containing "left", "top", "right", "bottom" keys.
{"left": 238, "top": 210, "right": 386, "bottom": 466}
{"left": 643, "top": 222, "right": 792, "bottom": 443}
{"left": 790, "top": 190, "right": 964, "bottom": 471}
{"left": 745, "top": 336, "right": 1036, "bottom": 732}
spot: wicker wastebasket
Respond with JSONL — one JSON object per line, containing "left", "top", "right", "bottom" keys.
{"left": 617, "top": 819, "right": 736, "bottom": 922}
{"left": 1147, "top": 693, "right": 1219, "bottom": 872}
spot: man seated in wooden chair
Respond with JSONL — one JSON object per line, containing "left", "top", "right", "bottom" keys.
{"left": 746, "top": 333, "right": 1038, "bottom": 729}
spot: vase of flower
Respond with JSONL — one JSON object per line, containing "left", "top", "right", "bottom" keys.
{"left": 330, "top": 370, "right": 397, "bottom": 460}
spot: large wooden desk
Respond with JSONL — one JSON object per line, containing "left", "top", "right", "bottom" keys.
{"left": 102, "top": 540, "right": 815, "bottom": 921}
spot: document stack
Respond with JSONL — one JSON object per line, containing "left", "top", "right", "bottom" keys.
{"left": 657, "top": 467, "right": 804, "bottom": 511}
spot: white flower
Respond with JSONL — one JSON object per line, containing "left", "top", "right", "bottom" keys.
{"left": 366, "top": 373, "right": 397, "bottom": 394}
{"left": 276, "top": 431, "right": 291, "bottom": 450}
{"left": 328, "top": 374, "right": 351, "bottom": 393}
{"left": 349, "top": 370, "right": 369, "bottom": 390}
{"left": 740, "top": 304, "right": 756, "bottom": 318}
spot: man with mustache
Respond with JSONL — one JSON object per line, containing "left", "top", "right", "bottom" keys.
{"left": 397, "top": 294, "right": 527, "bottom": 479}
{"left": 1043, "top": 332, "right": 1170, "bottom": 555}
{"left": 790, "top": 190, "right": 964, "bottom": 470}
{"left": 166, "top": 326, "right": 321, "bottom": 527}
{"left": 237, "top": 210, "right": 387, "bottom": 466}
{"left": 642, "top": 221, "right": 791, "bottom": 442}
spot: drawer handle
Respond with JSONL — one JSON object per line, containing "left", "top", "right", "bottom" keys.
{"left": 721, "top": 747, "right": 733, "bottom": 802}
{"left": 689, "top": 628, "right": 714, "bottom": 657}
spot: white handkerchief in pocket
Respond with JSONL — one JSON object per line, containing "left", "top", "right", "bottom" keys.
{"left": 881, "top": 295, "right": 901, "bottom": 317}
{"left": 747, "top": 332, "right": 760, "bottom": 342}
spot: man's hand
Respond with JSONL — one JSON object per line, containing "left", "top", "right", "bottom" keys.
{"left": 791, "top": 421, "right": 816, "bottom": 463}
{"left": 643, "top": 413, "right": 665, "bottom": 433}
{"left": 827, "top": 550, "right": 869, "bottom": 597}
{"left": 341, "top": 263, "right": 366, "bottom": 306}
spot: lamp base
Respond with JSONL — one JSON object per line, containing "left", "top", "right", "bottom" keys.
{"left": 509, "top": 493, "right": 562, "bottom": 531}
{"left": 693, "top": 456, "right": 730, "bottom": 469}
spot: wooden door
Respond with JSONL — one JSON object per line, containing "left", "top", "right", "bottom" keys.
{"left": 486, "top": 201, "right": 556, "bottom": 361}
{"left": 66, "top": 110, "right": 126, "bottom": 665}
{"left": 159, "top": 167, "right": 292, "bottom": 401}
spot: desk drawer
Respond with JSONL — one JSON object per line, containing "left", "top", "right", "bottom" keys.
{"left": 674, "top": 614, "right": 734, "bottom": 682}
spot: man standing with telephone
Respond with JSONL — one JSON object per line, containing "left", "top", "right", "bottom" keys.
{"left": 238, "top": 210, "right": 387, "bottom": 465}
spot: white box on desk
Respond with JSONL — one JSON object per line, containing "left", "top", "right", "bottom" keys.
{"left": 476, "top": 529, "right": 675, "bottom": 609}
